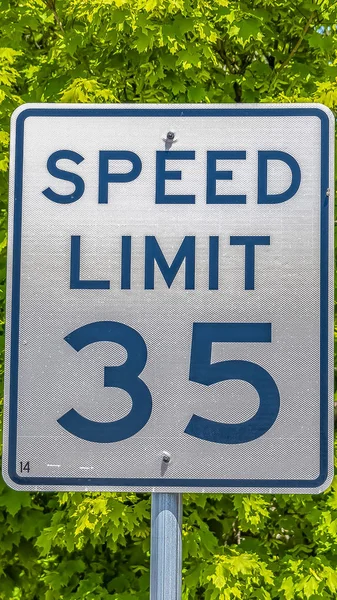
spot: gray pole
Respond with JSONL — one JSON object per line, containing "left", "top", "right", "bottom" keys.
{"left": 150, "top": 493, "right": 183, "bottom": 600}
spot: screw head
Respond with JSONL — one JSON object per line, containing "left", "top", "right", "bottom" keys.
{"left": 162, "top": 451, "right": 171, "bottom": 463}
{"left": 166, "top": 131, "right": 175, "bottom": 141}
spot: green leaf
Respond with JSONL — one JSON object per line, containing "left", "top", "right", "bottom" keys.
{"left": 134, "top": 31, "right": 152, "bottom": 52}
{"left": 188, "top": 85, "right": 206, "bottom": 102}
{"left": 302, "top": 575, "right": 319, "bottom": 598}
{"left": 280, "top": 576, "right": 295, "bottom": 600}
{"left": 0, "top": 486, "right": 31, "bottom": 517}
{"left": 238, "top": 18, "right": 261, "bottom": 42}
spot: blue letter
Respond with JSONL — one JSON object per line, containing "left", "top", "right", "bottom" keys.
{"left": 42, "top": 150, "right": 84, "bottom": 203}
{"left": 70, "top": 236, "right": 110, "bottom": 289}
{"left": 58, "top": 321, "right": 152, "bottom": 442}
{"left": 121, "top": 236, "right": 131, "bottom": 290}
{"left": 209, "top": 236, "right": 219, "bottom": 290}
{"left": 230, "top": 235, "right": 270, "bottom": 290}
{"left": 207, "top": 151, "right": 246, "bottom": 204}
{"left": 185, "top": 322, "right": 280, "bottom": 444}
{"left": 145, "top": 236, "right": 195, "bottom": 289}
{"left": 258, "top": 151, "right": 301, "bottom": 204}
{"left": 98, "top": 151, "right": 142, "bottom": 204}
{"left": 156, "top": 151, "right": 195, "bottom": 204}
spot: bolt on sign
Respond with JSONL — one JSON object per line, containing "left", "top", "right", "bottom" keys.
{"left": 2, "top": 104, "right": 334, "bottom": 493}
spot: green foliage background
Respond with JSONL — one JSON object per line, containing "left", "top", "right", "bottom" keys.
{"left": 0, "top": 0, "right": 337, "bottom": 598}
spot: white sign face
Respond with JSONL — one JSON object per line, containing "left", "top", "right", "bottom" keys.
{"left": 3, "top": 103, "right": 334, "bottom": 493}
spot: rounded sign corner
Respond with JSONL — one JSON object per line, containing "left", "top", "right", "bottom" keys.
{"left": 311, "top": 102, "right": 336, "bottom": 127}
{"left": 10, "top": 103, "right": 36, "bottom": 128}
{"left": 309, "top": 468, "right": 334, "bottom": 495}
{"left": 2, "top": 465, "right": 26, "bottom": 492}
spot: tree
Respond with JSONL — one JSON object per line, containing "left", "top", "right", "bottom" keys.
{"left": 0, "top": 0, "right": 337, "bottom": 598}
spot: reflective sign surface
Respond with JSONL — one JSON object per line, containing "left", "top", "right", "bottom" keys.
{"left": 3, "top": 104, "right": 334, "bottom": 492}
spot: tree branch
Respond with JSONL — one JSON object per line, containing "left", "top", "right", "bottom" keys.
{"left": 216, "top": 40, "right": 236, "bottom": 74}
{"left": 276, "top": 11, "right": 316, "bottom": 76}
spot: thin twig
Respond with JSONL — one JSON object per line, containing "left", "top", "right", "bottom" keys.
{"left": 44, "top": 0, "right": 64, "bottom": 33}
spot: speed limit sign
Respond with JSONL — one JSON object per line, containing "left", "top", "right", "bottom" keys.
{"left": 3, "top": 103, "right": 334, "bottom": 493}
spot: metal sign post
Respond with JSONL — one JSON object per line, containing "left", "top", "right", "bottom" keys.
{"left": 150, "top": 493, "right": 182, "bottom": 600}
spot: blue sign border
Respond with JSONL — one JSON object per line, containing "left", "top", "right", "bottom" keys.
{"left": 7, "top": 106, "right": 330, "bottom": 488}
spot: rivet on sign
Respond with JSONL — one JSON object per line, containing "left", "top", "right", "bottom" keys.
{"left": 162, "top": 451, "right": 171, "bottom": 463}
{"left": 162, "top": 130, "right": 177, "bottom": 150}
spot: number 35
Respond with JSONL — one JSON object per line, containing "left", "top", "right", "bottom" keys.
{"left": 58, "top": 321, "right": 280, "bottom": 444}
